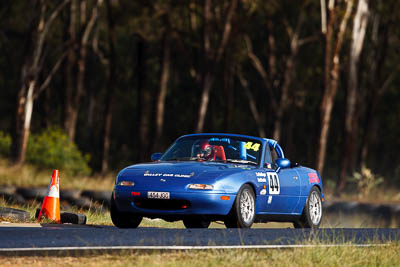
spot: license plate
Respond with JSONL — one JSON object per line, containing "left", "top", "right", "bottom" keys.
{"left": 147, "top": 191, "right": 170, "bottom": 199}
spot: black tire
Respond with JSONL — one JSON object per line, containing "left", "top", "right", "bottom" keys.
{"left": 82, "top": 190, "right": 112, "bottom": 202}
{"left": 183, "top": 217, "right": 211, "bottom": 228}
{"left": 293, "top": 186, "right": 323, "bottom": 229}
{"left": 69, "top": 197, "right": 92, "bottom": 210}
{"left": 0, "top": 192, "right": 25, "bottom": 205}
{"left": 61, "top": 212, "right": 87, "bottom": 225}
{"left": 0, "top": 207, "right": 30, "bottom": 222}
{"left": 224, "top": 184, "right": 256, "bottom": 228}
{"left": 16, "top": 187, "right": 48, "bottom": 200}
{"left": 110, "top": 196, "right": 142, "bottom": 228}
{"left": 35, "top": 208, "right": 87, "bottom": 225}
{"left": 60, "top": 189, "right": 81, "bottom": 202}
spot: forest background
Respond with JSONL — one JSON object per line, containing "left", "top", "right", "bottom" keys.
{"left": 0, "top": 0, "right": 399, "bottom": 195}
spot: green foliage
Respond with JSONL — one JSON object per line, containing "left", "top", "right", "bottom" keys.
{"left": 0, "top": 0, "right": 400, "bottom": 183}
{"left": 26, "top": 127, "right": 91, "bottom": 176}
{"left": 0, "top": 131, "right": 11, "bottom": 157}
{"left": 350, "top": 166, "right": 384, "bottom": 198}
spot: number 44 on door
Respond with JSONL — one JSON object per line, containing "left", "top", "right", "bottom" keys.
{"left": 267, "top": 173, "right": 280, "bottom": 195}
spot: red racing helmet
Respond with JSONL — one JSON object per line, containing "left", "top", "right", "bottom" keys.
{"left": 192, "top": 140, "right": 213, "bottom": 159}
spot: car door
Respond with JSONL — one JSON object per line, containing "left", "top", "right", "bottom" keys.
{"left": 260, "top": 145, "right": 301, "bottom": 214}
{"left": 269, "top": 168, "right": 300, "bottom": 213}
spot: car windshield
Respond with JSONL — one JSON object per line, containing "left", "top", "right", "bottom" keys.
{"left": 160, "top": 135, "right": 262, "bottom": 165}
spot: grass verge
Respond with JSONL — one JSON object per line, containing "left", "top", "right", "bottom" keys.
{"left": 0, "top": 197, "right": 294, "bottom": 228}
{"left": 0, "top": 244, "right": 399, "bottom": 266}
{"left": 0, "top": 158, "right": 114, "bottom": 190}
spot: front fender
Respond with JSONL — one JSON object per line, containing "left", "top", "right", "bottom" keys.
{"left": 218, "top": 171, "right": 259, "bottom": 195}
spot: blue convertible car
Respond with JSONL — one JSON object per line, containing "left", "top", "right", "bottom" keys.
{"left": 111, "top": 133, "right": 324, "bottom": 228}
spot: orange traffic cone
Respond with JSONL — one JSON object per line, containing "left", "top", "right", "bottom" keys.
{"left": 38, "top": 170, "right": 61, "bottom": 223}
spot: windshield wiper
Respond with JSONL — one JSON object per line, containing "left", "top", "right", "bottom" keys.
{"left": 225, "top": 159, "right": 258, "bottom": 166}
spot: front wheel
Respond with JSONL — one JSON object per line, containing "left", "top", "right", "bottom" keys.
{"left": 293, "top": 187, "right": 323, "bottom": 228}
{"left": 224, "top": 184, "right": 255, "bottom": 228}
{"left": 110, "top": 196, "right": 142, "bottom": 228}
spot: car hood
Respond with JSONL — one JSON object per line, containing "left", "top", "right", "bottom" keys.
{"left": 120, "top": 161, "right": 254, "bottom": 179}
{"left": 116, "top": 161, "right": 255, "bottom": 191}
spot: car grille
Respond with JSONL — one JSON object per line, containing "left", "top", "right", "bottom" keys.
{"left": 134, "top": 199, "right": 191, "bottom": 210}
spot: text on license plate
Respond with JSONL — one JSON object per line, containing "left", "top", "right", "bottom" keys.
{"left": 147, "top": 191, "right": 170, "bottom": 199}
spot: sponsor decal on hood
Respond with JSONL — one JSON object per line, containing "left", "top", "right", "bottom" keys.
{"left": 144, "top": 170, "right": 195, "bottom": 178}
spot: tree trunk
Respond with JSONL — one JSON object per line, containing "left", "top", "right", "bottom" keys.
{"left": 316, "top": 0, "right": 354, "bottom": 175}
{"left": 12, "top": 0, "right": 70, "bottom": 165}
{"left": 316, "top": 0, "right": 336, "bottom": 174}
{"left": 267, "top": 20, "right": 276, "bottom": 86}
{"left": 65, "top": 0, "right": 103, "bottom": 141}
{"left": 196, "top": 71, "right": 213, "bottom": 133}
{"left": 153, "top": 30, "right": 171, "bottom": 152}
{"left": 101, "top": 0, "right": 116, "bottom": 174}
{"left": 196, "top": 0, "right": 212, "bottom": 133}
{"left": 137, "top": 38, "right": 151, "bottom": 162}
{"left": 272, "top": 16, "right": 303, "bottom": 142}
{"left": 245, "top": 13, "right": 307, "bottom": 142}
{"left": 359, "top": 15, "right": 391, "bottom": 168}
{"left": 237, "top": 71, "right": 266, "bottom": 137}
{"left": 195, "top": 0, "right": 237, "bottom": 133}
{"left": 244, "top": 34, "right": 276, "bottom": 137}
{"left": 224, "top": 60, "right": 234, "bottom": 132}
{"left": 64, "top": 0, "right": 77, "bottom": 140}
{"left": 13, "top": 81, "right": 35, "bottom": 165}
{"left": 245, "top": 35, "right": 277, "bottom": 111}
{"left": 337, "top": 0, "right": 369, "bottom": 191}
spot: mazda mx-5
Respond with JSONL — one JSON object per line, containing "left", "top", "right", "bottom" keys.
{"left": 111, "top": 133, "right": 324, "bottom": 228}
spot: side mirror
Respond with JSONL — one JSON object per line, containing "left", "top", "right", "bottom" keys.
{"left": 276, "top": 158, "right": 291, "bottom": 169}
{"left": 151, "top": 152, "right": 163, "bottom": 161}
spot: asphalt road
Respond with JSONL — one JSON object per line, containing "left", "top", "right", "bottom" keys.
{"left": 0, "top": 224, "right": 399, "bottom": 255}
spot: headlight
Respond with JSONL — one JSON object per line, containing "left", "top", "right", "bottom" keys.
{"left": 117, "top": 181, "right": 135, "bottom": 186}
{"left": 188, "top": 184, "right": 214, "bottom": 190}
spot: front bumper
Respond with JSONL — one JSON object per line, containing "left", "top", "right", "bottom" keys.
{"left": 113, "top": 188, "right": 235, "bottom": 217}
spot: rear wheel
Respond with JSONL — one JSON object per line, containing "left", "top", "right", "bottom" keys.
{"left": 110, "top": 196, "right": 142, "bottom": 228}
{"left": 183, "top": 217, "right": 211, "bottom": 228}
{"left": 224, "top": 184, "right": 255, "bottom": 228}
{"left": 293, "top": 187, "right": 322, "bottom": 228}
{"left": 0, "top": 207, "right": 30, "bottom": 222}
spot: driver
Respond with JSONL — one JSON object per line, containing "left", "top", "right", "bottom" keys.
{"left": 192, "top": 140, "right": 214, "bottom": 160}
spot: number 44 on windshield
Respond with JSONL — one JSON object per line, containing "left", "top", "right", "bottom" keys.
{"left": 244, "top": 142, "right": 260, "bottom": 152}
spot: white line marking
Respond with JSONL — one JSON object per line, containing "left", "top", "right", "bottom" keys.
{"left": 0, "top": 243, "right": 389, "bottom": 252}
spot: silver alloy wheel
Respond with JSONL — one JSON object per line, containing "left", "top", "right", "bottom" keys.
{"left": 240, "top": 189, "right": 255, "bottom": 224}
{"left": 309, "top": 191, "right": 322, "bottom": 225}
